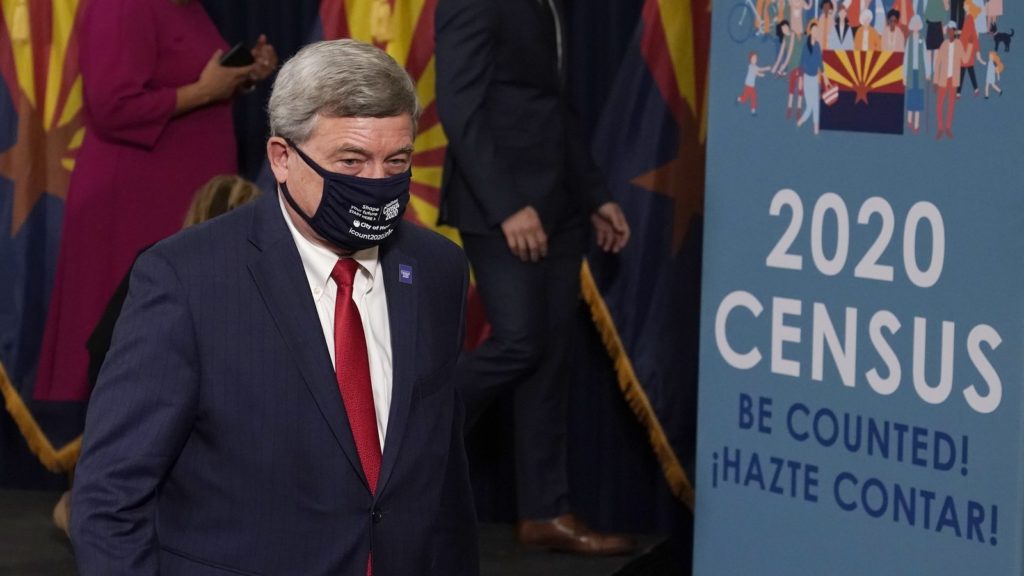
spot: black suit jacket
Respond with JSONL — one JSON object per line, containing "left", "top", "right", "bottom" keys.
{"left": 435, "top": 0, "right": 609, "bottom": 234}
{"left": 70, "top": 191, "right": 479, "bottom": 576}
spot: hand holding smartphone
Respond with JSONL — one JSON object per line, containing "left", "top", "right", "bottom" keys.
{"left": 220, "top": 42, "right": 255, "bottom": 68}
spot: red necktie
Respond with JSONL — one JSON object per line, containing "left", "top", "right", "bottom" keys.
{"left": 332, "top": 259, "right": 380, "bottom": 576}
{"left": 332, "top": 259, "right": 382, "bottom": 492}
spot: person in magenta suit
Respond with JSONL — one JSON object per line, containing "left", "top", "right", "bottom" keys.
{"left": 34, "top": 0, "right": 277, "bottom": 403}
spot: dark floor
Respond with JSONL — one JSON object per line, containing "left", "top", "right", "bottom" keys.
{"left": 0, "top": 490, "right": 662, "bottom": 576}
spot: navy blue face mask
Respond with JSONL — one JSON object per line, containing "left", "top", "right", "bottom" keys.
{"left": 279, "top": 140, "right": 410, "bottom": 252}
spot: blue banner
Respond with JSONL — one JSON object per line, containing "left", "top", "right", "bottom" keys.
{"left": 696, "top": 0, "right": 1023, "bottom": 572}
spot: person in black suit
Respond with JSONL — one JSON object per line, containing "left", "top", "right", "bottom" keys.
{"left": 435, "top": 0, "right": 634, "bottom": 556}
{"left": 71, "top": 40, "right": 478, "bottom": 576}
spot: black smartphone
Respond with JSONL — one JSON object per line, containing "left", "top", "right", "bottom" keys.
{"left": 220, "top": 42, "right": 254, "bottom": 68}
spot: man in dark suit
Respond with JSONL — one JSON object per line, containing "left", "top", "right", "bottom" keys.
{"left": 70, "top": 40, "right": 478, "bottom": 576}
{"left": 435, "top": 0, "right": 634, "bottom": 556}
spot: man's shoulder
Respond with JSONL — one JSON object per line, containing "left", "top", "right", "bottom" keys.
{"left": 143, "top": 201, "right": 257, "bottom": 269}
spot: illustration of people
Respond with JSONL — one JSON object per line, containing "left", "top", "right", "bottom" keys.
{"left": 893, "top": 0, "right": 916, "bottom": 33}
{"left": 829, "top": 4, "right": 856, "bottom": 49}
{"left": 756, "top": 0, "right": 771, "bottom": 35}
{"left": 905, "top": 15, "right": 930, "bottom": 133}
{"left": 883, "top": 9, "right": 907, "bottom": 50}
{"left": 977, "top": 50, "right": 1003, "bottom": 97}
{"left": 950, "top": 0, "right": 966, "bottom": 28}
{"left": 772, "top": 20, "right": 805, "bottom": 119}
{"left": 790, "top": 0, "right": 814, "bottom": 41}
{"left": 856, "top": 8, "right": 883, "bottom": 50}
{"left": 807, "top": 0, "right": 820, "bottom": 27}
{"left": 934, "top": 21, "right": 969, "bottom": 139}
{"left": 924, "top": 0, "right": 951, "bottom": 67}
{"left": 875, "top": 0, "right": 889, "bottom": 34}
{"left": 760, "top": 0, "right": 786, "bottom": 32}
{"left": 957, "top": 0, "right": 981, "bottom": 97}
{"left": 846, "top": 0, "right": 863, "bottom": 32}
{"left": 986, "top": 0, "right": 1002, "bottom": 32}
{"left": 797, "top": 21, "right": 832, "bottom": 134}
{"left": 819, "top": 0, "right": 836, "bottom": 49}
{"left": 969, "top": 0, "right": 986, "bottom": 35}
{"left": 738, "top": 51, "right": 771, "bottom": 114}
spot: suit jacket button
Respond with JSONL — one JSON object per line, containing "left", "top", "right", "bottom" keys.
{"left": 372, "top": 509, "right": 383, "bottom": 524}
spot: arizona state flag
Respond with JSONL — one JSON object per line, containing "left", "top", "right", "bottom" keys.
{"left": 822, "top": 50, "right": 906, "bottom": 135}
{"left": 0, "top": 0, "right": 88, "bottom": 482}
{"left": 584, "top": 0, "right": 710, "bottom": 509}
{"left": 315, "top": 0, "right": 488, "bottom": 347}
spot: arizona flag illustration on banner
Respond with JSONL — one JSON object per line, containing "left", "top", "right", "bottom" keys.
{"left": 822, "top": 50, "right": 906, "bottom": 135}
{"left": 316, "top": 0, "right": 488, "bottom": 347}
{"left": 0, "top": 0, "right": 88, "bottom": 476}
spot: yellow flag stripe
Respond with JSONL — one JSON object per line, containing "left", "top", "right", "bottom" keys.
{"left": 58, "top": 74, "right": 81, "bottom": 127}
{"left": 657, "top": 0, "right": 694, "bottom": 116}
{"left": 415, "top": 56, "right": 437, "bottom": 110}
{"left": 44, "top": 0, "right": 78, "bottom": 129}
{"left": 414, "top": 121, "right": 447, "bottom": 154}
{"left": 385, "top": 0, "right": 426, "bottom": 69}
{"left": 412, "top": 165, "right": 442, "bottom": 189}
{"left": 866, "top": 51, "right": 890, "bottom": 84}
{"left": 4, "top": 0, "right": 37, "bottom": 108}
{"left": 345, "top": 0, "right": 428, "bottom": 72}
{"left": 874, "top": 66, "right": 904, "bottom": 88}
{"left": 826, "top": 69, "right": 854, "bottom": 87}
{"left": 68, "top": 124, "right": 84, "bottom": 149}
{"left": 834, "top": 49, "right": 857, "bottom": 83}
{"left": 344, "top": 0, "right": 376, "bottom": 44}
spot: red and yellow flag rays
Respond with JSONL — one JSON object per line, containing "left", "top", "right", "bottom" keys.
{"left": 826, "top": 50, "right": 905, "bottom": 104}
{"left": 321, "top": 0, "right": 459, "bottom": 246}
{"left": 0, "top": 0, "right": 86, "bottom": 236}
{"left": 633, "top": 0, "right": 709, "bottom": 255}
{"left": 0, "top": 1, "right": 87, "bottom": 472}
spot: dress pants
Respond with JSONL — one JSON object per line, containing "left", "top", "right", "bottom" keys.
{"left": 456, "top": 223, "right": 585, "bottom": 520}
{"left": 936, "top": 80, "right": 956, "bottom": 131}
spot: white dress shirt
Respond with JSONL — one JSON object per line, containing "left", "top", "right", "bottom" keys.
{"left": 279, "top": 193, "right": 393, "bottom": 450}
{"left": 946, "top": 41, "right": 955, "bottom": 80}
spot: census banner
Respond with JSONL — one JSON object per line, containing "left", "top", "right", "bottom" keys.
{"left": 695, "top": 0, "right": 1022, "bottom": 573}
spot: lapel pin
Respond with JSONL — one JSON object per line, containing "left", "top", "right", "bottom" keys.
{"left": 399, "top": 264, "right": 413, "bottom": 285}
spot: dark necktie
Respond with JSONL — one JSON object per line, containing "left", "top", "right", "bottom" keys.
{"left": 332, "top": 259, "right": 381, "bottom": 576}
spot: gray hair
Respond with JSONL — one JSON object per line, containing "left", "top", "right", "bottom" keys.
{"left": 268, "top": 39, "right": 421, "bottom": 143}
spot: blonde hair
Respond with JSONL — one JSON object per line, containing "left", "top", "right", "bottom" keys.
{"left": 991, "top": 52, "right": 1004, "bottom": 75}
{"left": 183, "top": 175, "right": 261, "bottom": 228}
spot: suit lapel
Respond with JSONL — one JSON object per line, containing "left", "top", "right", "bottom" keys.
{"left": 247, "top": 193, "right": 367, "bottom": 488}
{"left": 525, "top": 0, "right": 560, "bottom": 67}
{"left": 375, "top": 233, "right": 418, "bottom": 498}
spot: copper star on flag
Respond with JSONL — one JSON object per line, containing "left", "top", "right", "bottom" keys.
{"left": 631, "top": 126, "right": 704, "bottom": 255}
